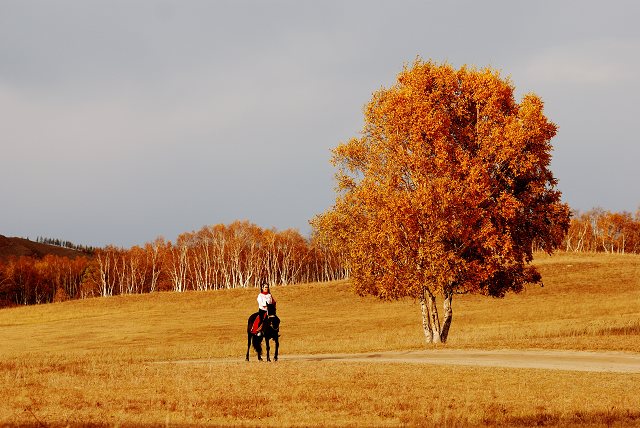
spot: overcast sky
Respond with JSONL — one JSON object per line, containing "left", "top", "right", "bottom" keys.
{"left": 1, "top": 1, "right": 639, "bottom": 248}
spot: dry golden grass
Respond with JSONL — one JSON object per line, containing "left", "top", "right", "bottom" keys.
{"left": 1, "top": 252, "right": 639, "bottom": 426}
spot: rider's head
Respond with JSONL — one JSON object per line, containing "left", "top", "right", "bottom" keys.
{"left": 261, "top": 283, "right": 270, "bottom": 293}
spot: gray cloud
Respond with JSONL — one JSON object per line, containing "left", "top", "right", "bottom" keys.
{"left": 2, "top": 1, "right": 639, "bottom": 246}
{"left": 520, "top": 38, "right": 640, "bottom": 85}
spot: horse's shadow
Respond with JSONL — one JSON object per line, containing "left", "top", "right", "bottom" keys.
{"left": 246, "top": 302, "right": 280, "bottom": 362}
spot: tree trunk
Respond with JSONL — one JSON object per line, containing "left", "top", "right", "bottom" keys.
{"left": 440, "top": 290, "right": 453, "bottom": 343}
{"left": 427, "top": 292, "right": 442, "bottom": 343}
{"left": 419, "top": 292, "right": 434, "bottom": 343}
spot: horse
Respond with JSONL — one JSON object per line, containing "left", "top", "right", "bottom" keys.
{"left": 246, "top": 302, "right": 280, "bottom": 362}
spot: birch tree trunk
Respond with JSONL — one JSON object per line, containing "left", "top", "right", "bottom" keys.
{"left": 419, "top": 292, "right": 433, "bottom": 344}
{"left": 419, "top": 288, "right": 443, "bottom": 344}
{"left": 427, "top": 292, "right": 442, "bottom": 343}
{"left": 440, "top": 290, "right": 453, "bottom": 343}
{"left": 96, "top": 252, "right": 110, "bottom": 297}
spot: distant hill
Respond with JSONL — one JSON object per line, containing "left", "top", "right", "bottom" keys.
{"left": 0, "top": 235, "right": 87, "bottom": 261}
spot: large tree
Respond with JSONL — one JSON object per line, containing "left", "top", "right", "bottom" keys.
{"left": 312, "top": 60, "right": 570, "bottom": 344}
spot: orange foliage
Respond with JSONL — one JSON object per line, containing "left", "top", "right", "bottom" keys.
{"left": 313, "top": 60, "right": 570, "bottom": 343}
{"left": 0, "top": 255, "right": 90, "bottom": 306}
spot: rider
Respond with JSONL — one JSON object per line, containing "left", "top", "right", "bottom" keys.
{"left": 252, "top": 282, "right": 275, "bottom": 336}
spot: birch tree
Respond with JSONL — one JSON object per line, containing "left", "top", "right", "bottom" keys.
{"left": 313, "top": 60, "right": 570, "bottom": 344}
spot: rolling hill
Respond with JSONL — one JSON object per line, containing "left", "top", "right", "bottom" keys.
{"left": 0, "top": 234, "right": 86, "bottom": 261}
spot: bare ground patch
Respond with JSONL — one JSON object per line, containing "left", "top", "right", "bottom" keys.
{"left": 168, "top": 349, "right": 640, "bottom": 373}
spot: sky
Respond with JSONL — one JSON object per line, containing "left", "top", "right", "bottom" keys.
{"left": 1, "top": 1, "right": 639, "bottom": 248}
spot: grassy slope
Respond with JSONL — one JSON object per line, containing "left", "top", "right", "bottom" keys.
{"left": 0, "top": 235, "right": 86, "bottom": 261}
{"left": 1, "top": 252, "right": 639, "bottom": 426}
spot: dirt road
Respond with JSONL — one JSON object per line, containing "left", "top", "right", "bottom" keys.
{"left": 278, "top": 349, "right": 640, "bottom": 373}
{"left": 167, "top": 349, "right": 640, "bottom": 373}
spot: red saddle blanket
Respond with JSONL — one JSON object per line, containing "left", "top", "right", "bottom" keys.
{"left": 250, "top": 313, "right": 263, "bottom": 334}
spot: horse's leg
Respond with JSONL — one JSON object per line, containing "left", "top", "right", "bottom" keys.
{"left": 246, "top": 315, "right": 255, "bottom": 361}
{"left": 273, "top": 336, "right": 279, "bottom": 362}
{"left": 246, "top": 332, "right": 251, "bottom": 361}
{"left": 265, "top": 337, "right": 271, "bottom": 362}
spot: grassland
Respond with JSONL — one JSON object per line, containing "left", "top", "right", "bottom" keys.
{"left": 0, "top": 252, "right": 639, "bottom": 426}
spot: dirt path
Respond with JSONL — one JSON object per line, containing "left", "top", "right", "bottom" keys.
{"left": 167, "top": 349, "right": 640, "bottom": 373}
{"left": 278, "top": 349, "right": 640, "bottom": 373}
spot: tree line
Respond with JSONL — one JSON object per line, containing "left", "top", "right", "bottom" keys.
{"left": 35, "top": 236, "right": 97, "bottom": 254}
{"left": 0, "top": 221, "right": 347, "bottom": 308}
{"left": 1, "top": 209, "right": 638, "bottom": 309}
{"left": 562, "top": 208, "right": 640, "bottom": 254}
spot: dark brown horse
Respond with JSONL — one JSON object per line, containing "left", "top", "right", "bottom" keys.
{"left": 246, "top": 302, "right": 280, "bottom": 362}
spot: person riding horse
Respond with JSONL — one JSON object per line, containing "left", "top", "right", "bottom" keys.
{"left": 251, "top": 283, "right": 274, "bottom": 336}
{"left": 246, "top": 284, "right": 280, "bottom": 361}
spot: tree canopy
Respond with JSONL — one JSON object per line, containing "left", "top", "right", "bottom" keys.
{"left": 312, "top": 60, "right": 570, "bottom": 343}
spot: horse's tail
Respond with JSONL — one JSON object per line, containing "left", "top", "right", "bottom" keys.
{"left": 251, "top": 334, "right": 262, "bottom": 355}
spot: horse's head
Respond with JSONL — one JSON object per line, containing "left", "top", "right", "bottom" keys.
{"left": 266, "top": 302, "right": 277, "bottom": 316}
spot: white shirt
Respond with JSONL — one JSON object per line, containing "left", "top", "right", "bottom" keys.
{"left": 257, "top": 292, "right": 273, "bottom": 311}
